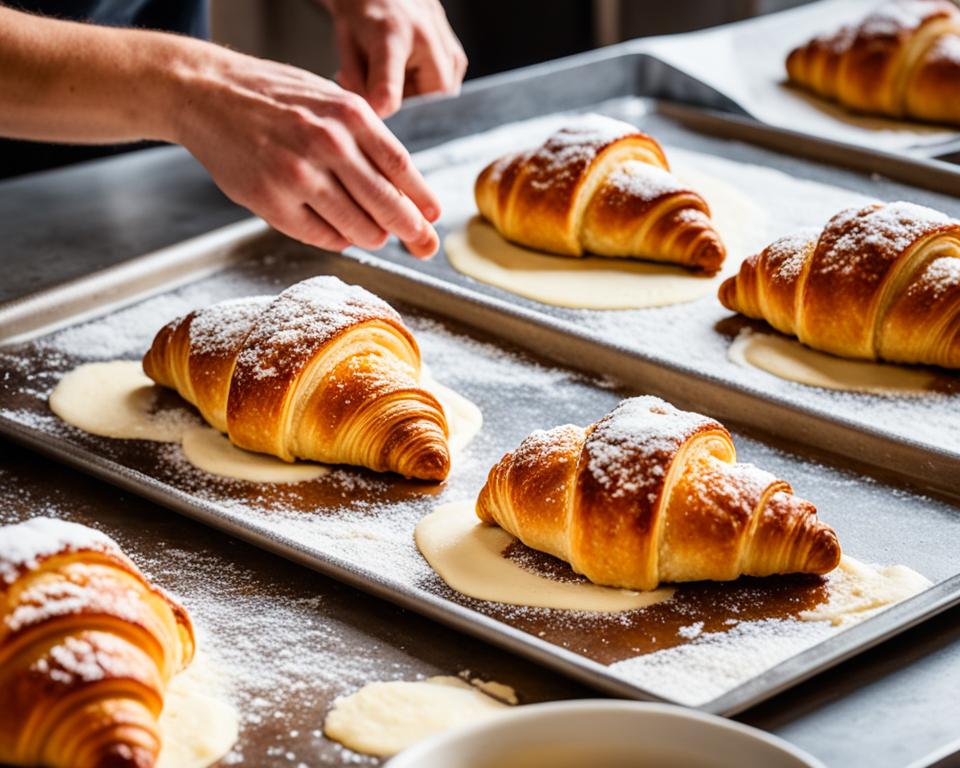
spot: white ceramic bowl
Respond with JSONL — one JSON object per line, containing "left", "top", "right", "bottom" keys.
{"left": 386, "top": 700, "right": 824, "bottom": 768}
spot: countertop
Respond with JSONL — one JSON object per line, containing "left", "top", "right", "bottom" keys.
{"left": 1, "top": 144, "right": 959, "bottom": 768}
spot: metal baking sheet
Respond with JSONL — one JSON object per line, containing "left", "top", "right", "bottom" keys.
{"left": 0, "top": 439, "right": 593, "bottom": 768}
{"left": 368, "top": 93, "right": 960, "bottom": 494}
{"left": 2, "top": 231, "right": 960, "bottom": 716}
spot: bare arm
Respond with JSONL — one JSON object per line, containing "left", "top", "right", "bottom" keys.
{"left": 0, "top": 7, "right": 441, "bottom": 257}
{"left": 0, "top": 8, "right": 188, "bottom": 143}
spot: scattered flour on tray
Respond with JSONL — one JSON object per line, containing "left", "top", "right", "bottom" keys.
{"left": 413, "top": 100, "right": 960, "bottom": 455}
{"left": 611, "top": 554, "right": 931, "bottom": 706}
{"left": 611, "top": 619, "right": 834, "bottom": 706}
{"left": 0, "top": 243, "right": 950, "bottom": 727}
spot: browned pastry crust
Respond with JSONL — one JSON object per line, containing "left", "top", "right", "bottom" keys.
{"left": 719, "top": 201, "right": 960, "bottom": 367}
{"left": 143, "top": 276, "right": 451, "bottom": 481}
{"left": 0, "top": 517, "right": 194, "bottom": 768}
{"left": 477, "top": 397, "right": 840, "bottom": 591}
{"left": 474, "top": 115, "right": 727, "bottom": 273}
{"left": 786, "top": 0, "right": 960, "bottom": 125}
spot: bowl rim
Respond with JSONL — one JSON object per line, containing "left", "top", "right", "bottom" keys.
{"left": 385, "top": 699, "right": 827, "bottom": 768}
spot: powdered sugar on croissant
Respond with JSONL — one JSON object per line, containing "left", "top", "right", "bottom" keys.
{"left": 144, "top": 276, "right": 451, "bottom": 480}
{"left": 474, "top": 115, "right": 727, "bottom": 273}
{"left": 786, "top": 0, "right": 960, "bottom": 126}
{"left": 0, "top": 517, "right": 194, "bottom": 768}
{"left": 477, "top": 397, "right": 840, "bottom": 591}
{"left": 719, "top": 201, "right": 960, "bottom": 368}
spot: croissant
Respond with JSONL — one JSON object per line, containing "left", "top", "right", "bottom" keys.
{"left": 474, "top": 115, "right": 726, "bottom": 273}
{"left": 0, "top": 517, "right": 194, "bottom": 768}
{"left": 476, "top": 396, "right": 840, "bottom": 591}
{"left": 786, "top": 0, "right": 960, "bottom": 126}
{"left": 143, "top": 276, "right": 451, "bottom": 481}
{"left": 718, "top": 201, "right": 960, "bottom": 368}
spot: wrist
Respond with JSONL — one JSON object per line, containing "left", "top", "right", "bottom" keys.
{"left": 140, "top": 33, "right": 225, "bottom": 146}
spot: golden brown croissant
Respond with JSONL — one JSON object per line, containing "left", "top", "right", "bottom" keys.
{"left": 143, "top": 276, "right": 451, "bottom": 481}
{"left": 474, "top": 115, "right": 726, "bottom": 273}
{"left": 719, "top": 201, "right": 960, "bottom": 368}
{"left": 0, "top": 517, "right": 195, "bottom": 768}
{"left": 786, "top": 0, "right": 960, "bottom": 126}
{"left": 477, "top": 397, "right": 840, "bottom": 591}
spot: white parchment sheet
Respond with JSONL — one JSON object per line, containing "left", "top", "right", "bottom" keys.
{"left": 634, "top": 0, "right": 960, "bottom": 155}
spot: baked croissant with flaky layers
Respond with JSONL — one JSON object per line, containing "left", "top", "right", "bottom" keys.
{"left": 143, "top": 276, "right": 451, "bottom": 480}
{"left": 474, "top": 115, "right": 726, "bottom": 273}
{"left": 0, "top": 517, "right": 195, "bottom": 768}
{"left": 477, "top": 397, "right": 840, "bottom": 591}
{"left": 719, "top": 201, "right": 960, "bottom": 368}
{"left": 786, "top": 0, "right": 960, "bottom": 126}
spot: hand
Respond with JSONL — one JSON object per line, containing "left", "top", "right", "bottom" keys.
{"left": 325, "top": 0, "right": 468, "bottom": 117}
{"left": 174, "top": 46, "right": 440, "bottom": 257}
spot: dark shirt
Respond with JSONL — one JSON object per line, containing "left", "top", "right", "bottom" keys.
{"left": 0, "top": 0, "right": 208, "bottom": 179}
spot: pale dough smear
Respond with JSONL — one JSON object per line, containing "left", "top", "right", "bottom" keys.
{"left": 179, "top": 427, "right": 329, "bottom": 483}
{"left": 415, "top": 501, "right": 674, "bottom": 612}
{"left": 729, "top": 329, "right": 938, "bottom": 394}
{"left": 800, "top": 555, "right": 932, "bottom": 626}
{"left": 323, "top": 676, "right": 514, "bottom": 757}
{"left": 48, "top": 361, "right": 199, "bottom": 442}
{"left": 444, "top": 163, "right": 761, "bottom": 310}
{"left": 157, "top": 653, "right": 239, "bottom": 768}
{"left": 50, "top": 361, "right": 482, "bottom": 483}
{"left": 421, "top": 369, "right": 484, "bottom": 459}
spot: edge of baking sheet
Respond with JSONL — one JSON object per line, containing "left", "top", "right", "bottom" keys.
{"left": 0, "top": 217, "right": 271, "bottom": 345}
{"left": 3, "top": 226, "right": 960, "bottom": 715}
{"left": 2, "top": 412, "right": 958, "bottom": 717}
{"left": 391, "top": 43, "right": 960, "bottom": 172}
{"left": 6, "top": 46, "right": 960, "bottom": 713}
{"left": 5, "top": 223, "right": 959, "bottom": 496}
{"left": 655, "top": 101, "right": 960, "bottom": 195}
{"left": 333, "top": 248, "right": 960, "bottom": 497}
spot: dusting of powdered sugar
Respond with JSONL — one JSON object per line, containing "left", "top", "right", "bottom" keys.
{"left": 763, "top": 229, "right": 819, "bottom": 283}
{"left": 30, "top": 634, "right": 145, "bottom": 687}
{"left": 413, "top": 107, "right": 960, "bottom": 458}
{"left": 817, "top": 202, "right": 957, "bottom": 278}
{"left": 924, "top": 31, "right": 960, "bottom": 65}
{"left": 858, "top": 0, "right": 955, "bottom": 38}
{"left": 233, "top": 276, "right": 399, "bottom": 382}
{"left": 687, "top": 459, "right": 780, "bottom": 520}
{"left": 911, "top": 256, "right": 960, "bottom": 299}
{"left": 610, "top": 618, "right": 834, "bottom": 705}
{"left": 188, "top": 296, "right": 272, "bottom": 356}
{"left": 527, "top": 114, "right": 642, "bottom": 191}
{"left": 604, "top": 161, "right": 685, "bottom": 202}
{"left": 0, "top": 517, "right": 119, "bottom": 586}
{"left": 5, "top": 569, "right": 148, "bottom": 633}
{"left": 584, "top": 397, "right": 717, "bottom": 501}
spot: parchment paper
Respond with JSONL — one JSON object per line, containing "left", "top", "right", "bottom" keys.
{"left": 635, "top": 0, "right": 960, "bottom": 155}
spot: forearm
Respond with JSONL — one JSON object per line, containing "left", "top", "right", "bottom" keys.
{"left": 0, "top": 5, "right": 442, "bottom": 257}
{"left": 0, "top": 6, "right": 206, "bottom": 144}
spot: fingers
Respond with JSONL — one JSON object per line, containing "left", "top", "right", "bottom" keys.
{"left": 449, "top": 37, "right": 468, "bottom": 85}
{"left": 352, "top": 112, "right": 441, "bottom": 222}
{"left": 366, "top": 28, "right": 409, "bottom": 117}
{"left": 403, "top": 223, "right": 439, "bottom": 259}
{"left": 334, "top": 24, "right": 365, "bottom": 95}
{"left": 331, "top": 145, "right": 438, "bottom": 258}
{"left": 273, "top": 204, "right": 351, "bottom": 253}
{"left": 412, "top": 11, "right": 465, "bottom": 96}
{"left": 311, "top": 171, "right": 389, "bottom": 250}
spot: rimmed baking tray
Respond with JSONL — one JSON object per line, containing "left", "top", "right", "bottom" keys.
{"left": 2, "top": 225, "right": 960, "bottom": 716}
{"left": 373, "top": 87, "right": 960, "bottom": 494}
